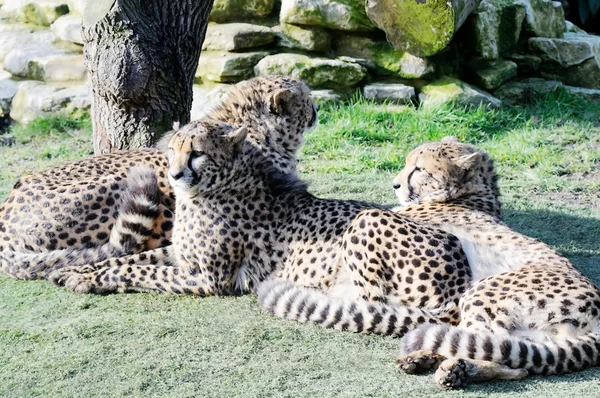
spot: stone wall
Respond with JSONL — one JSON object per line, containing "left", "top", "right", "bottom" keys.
{"left": 1, "top": 0, "right": 600, "bottom": 130}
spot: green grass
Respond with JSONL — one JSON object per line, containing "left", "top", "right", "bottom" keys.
{"left": 0, "top": 114, "right": 93, "bottom": 198}
{"left": 1, "top": 90, "right": 600, "bottom": 397}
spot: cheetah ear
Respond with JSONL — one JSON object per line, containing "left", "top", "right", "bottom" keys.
{"left": 227, "top": 126, "right": 248, "bottom": 153}
{"left": 453, "top": 152, "right": 482, "bottom": 181}
{"left": 441, "top": 136, "right": 459, "bottom": 143}
{"left": 155, "top": 129, "right": 176, "bottom": 153}
{"left": 269, "top": 88, "right": 294, "bottom": 115}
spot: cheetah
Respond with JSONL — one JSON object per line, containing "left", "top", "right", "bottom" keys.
{"left": 389, "top": 137, "right": 600, "bottom": 388}
{"left": 0, "top": 75, "right": 317, "bottom": 280}
{"left": 51, "top": 119, "right": 469, "bottom": 336}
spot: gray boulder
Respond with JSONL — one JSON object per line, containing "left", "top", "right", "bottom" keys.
{"left": 0, "top": 70, "right": 20, "bottom": 117}
{"left": 564, "top": 86, "right": 600, "bottom": 103}
{"left": 310, "top": 89, "right": 343, "bottom": 104}
{"left": 363, "top": 83, "right": 415, "bottom": 104}
{"left": 280, "top": 0, "right": 376, "bottom": 32}
{"left": 0, "top": 23, "right": 55, "bottom": 62}
{"left": 494, "top": 78, "right": 562, "bottom": 104}
{"left": 254, "top": 53, "right": 366, "bottom": 89}
{"left": 472, "top": 59, "right": 518, "bottom": 91}
{"left": 529, "top": 33, "right": 600, "bottom": 89}
{"left": 275, "top": 23, "right": 331, "bottom": 52}
{"left": 461, "top": 0, "right": 526, "bottom": 59}
{"left": 506, "top": 53, "right": 541, "bottom": 77}
{"left": 50, "top": 14, "right": 83, "bottom": 45}
{"left": 3, "top": 46, "right": 86, "bottom": 82}
{"left": 202, "top": 23, "right": 274, "bottom": 52}
{"left": 10, "top": 81, "right": 90, "bottom": 123}
{"left": 197, "top": 51, "right": 269, "bottom": 83}
{"left": 0, "top": 0, "right": 69, "bottom": 26}
{"left": 334, "top": 35, "right": 434, "bottom": 79}
{"left": 190, "top": 83, "right": 233, "bottom": 121}
{"left": 210, "top": 0, "right": 275, "bottom": 23}
{"left": 517, "top": 0, "right": 564, "bottom": 38}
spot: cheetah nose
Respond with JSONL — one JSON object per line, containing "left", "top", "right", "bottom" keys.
{"left": 170, "top": 171, "right": 184, "bottom": 180}
{"left": 392, "top": 182, "right": 401, "bottom": 190}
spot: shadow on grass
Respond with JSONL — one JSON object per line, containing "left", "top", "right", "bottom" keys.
{"left": 504, "top": 208, "right": 600, "bottom": 284}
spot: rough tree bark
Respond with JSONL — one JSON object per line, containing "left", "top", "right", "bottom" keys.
{"left": 366, "top": 0, "right": 482, "bottom": 57}
{"left": 82, "top": 0, "right": 214, "bottom": 154}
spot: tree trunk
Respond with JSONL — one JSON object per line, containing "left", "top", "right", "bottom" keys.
{"left": 82, "top": 0, "right": 213, "bottom": 154}
{"left": 366, "top": 0, "right": 482, "bottom": 57}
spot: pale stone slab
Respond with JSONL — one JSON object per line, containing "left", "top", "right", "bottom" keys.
{"left": 254, "top": 53, "right": 366, "bottom": 89}
{"left": 363, "top": 83, "right": 415, "bottom": 104}
{"left": 10, "top": 81, "right": 90, "bottom": 123}
{"left": 197, "top": 51, "right": 268, "bottom": 83}
{"left": 202, "top": 23, "right": 274, "bottom": 52}
{"left": 51, "top": 14, "right": 83, "bottom": 45}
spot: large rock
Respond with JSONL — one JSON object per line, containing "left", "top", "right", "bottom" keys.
{"left": 506, "top": 53, "right": 541, "bottom": 77}
{"left": 419, "top": 77, "right": 502, "bottom": 108}
{"left": 461, "top": 0, "right": 526, "bottom": 59}
{"left": 202, "top": 23, "right": 274, "bottom": 52}
{"left": 50, "top": 14, "right": 82, "bottom": 45}
{"left": 67, "top": 0, "right": 85, "bottom": 17}
{"left": 254, "top": 53, "right": 366, "bottom": 89}
{"left": 334, "top": 35, "right": 434, "bottom": 79}
{"left": 0, "top": 70, "right": 20, "bottom": 117}
{"left": 196, "top": 51, "right": 268, "bottom": 83}
{"left": 494, "top": 78, "right": 562, "bottom": 104}
{"left": 3, "top": 46, "right": 86, "bottom": 82}
{"left": 190, "top": 83, "right": 233, "bottom": 121}
{"left": 472, "top": 59, "right": 517, "bottom": 90}
{"left": 210, "top": 0, "right": 274, "bottom": 23}
{"left": 529, "top": 33, "right": 600, "bottom": 89}
{"left": 363, "top": 83, "right": 415, "bottom": 104}
{"left": 310, "top": 89, "right": 343, "bottom": 104}
{"left": 0, "top": 0, "right": 69, "bottom": 26}
{"left": 0, "top": 23, "right": 55, "bottom": 61}
{"left": 366, "top": 0, "right": 482, "bottom": 57}
{"left": 275, "top": 23, "right": 331, "bottom": 52}
{"left": 517, "top": 0, "right": 564, "bottom": 38}
{"left": 281, "top": 0, "right": 376, "bottom": 32}
{"left": 10, "top": 81, "right": 90, "bottom": 123}
{"left": 564, "top": 86, "right": 600, "bottom": 103}
{"left": 564, "top": 20, "right": 586, "bottom": 34}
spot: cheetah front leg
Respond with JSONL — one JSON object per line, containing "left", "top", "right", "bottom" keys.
{"left": 435, "top": 358, "right": 528, "bottom": 390}
{"left": 50, "top": 261, "right": 219, "bottom": 295}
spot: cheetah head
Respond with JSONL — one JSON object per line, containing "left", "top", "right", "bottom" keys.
{"left": 209, "top": 75, "right": 318, "bottom": 159}
{"left": 392, "top": 136, "right": 498, "bottom": 206}
{"left": 165, "top": 119, "right": 248, "bottom": 196}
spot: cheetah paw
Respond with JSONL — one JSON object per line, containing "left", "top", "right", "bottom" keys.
{"left": 396, "top": 350, "right": 445, "bottom": 375}
{"left": 435, "top": 358, "right": 470, "bottom": 390}
{"left": 49, "top": 268, "right": 95, "bottom": 293}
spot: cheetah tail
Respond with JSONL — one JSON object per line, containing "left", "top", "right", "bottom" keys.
{"left": 108, "top": 166, "right": 161, "bottom": 254}
{"left": 0, "top": 167, "right": 161, "bottom": 280}
{"left": 256, "top": 279, "right": 459, "bottom": 337}
{"left": 399, "top": 323, "right": 600, "bottom": 375}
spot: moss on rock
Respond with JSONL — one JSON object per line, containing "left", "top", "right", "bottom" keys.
{"left": 419, "top": 77, "right": 502, "bottom": 108}
{"left": 334, "top": 35, "right": 435, "bottom": 79}
{"left": 210, "top": 0, "right": 275, "bottom": 23}
{"left": 366, "top": 0, "right": 458, "bottom": 56}
{"left": 280, "top": 0, "right": 376, "bottom": 32}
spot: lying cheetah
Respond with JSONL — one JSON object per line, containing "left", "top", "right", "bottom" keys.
{"left": 0, "top": 75, "right": 317, "bottom": 279}
{"left": 51, "top": 119, "right": 468, "bottom": 334}
{"left": 391, "top": 137, "right": 600, "bottom": 388}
